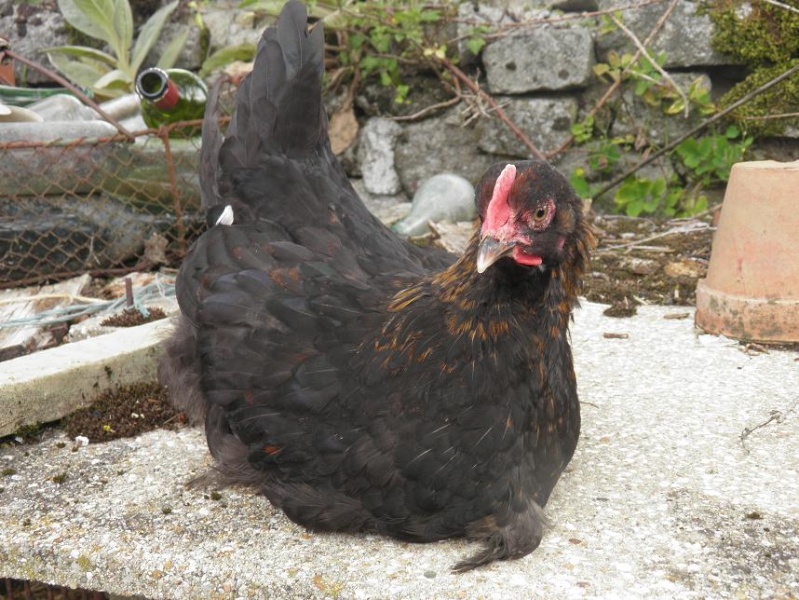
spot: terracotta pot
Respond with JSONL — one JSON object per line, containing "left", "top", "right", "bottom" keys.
{"left": 695, "top": 160, "right": 799, "bottom": 342}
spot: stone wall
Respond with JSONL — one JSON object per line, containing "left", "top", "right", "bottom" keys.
{"left": 352, "top": 0, "right": 799, "bottom": 207}
{"left": 3, "top": 0, "right": 798, "bottom": 209}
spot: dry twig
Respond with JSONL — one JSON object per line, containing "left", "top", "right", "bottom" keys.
{"left": 437, "top": 57, "right": 545, "bottom": 160}
{"left": 740, "top": 396, "right": 799, "bottom": 452}
{"left": 600, "top": 221, "right": 711, "bottom": 252}
{"left": 546, "top": 0, "right": 681, "bottom": 159}
{"left": 391, "top": 96, "right": 461, "bottom": 122}
{"left": 760, "top": 0, "right": 799, "bottom": 15}
{"left": 592, "top": 62, "right": 799, "bottom": 199}
{"left": 609, "top": 14, "right": 689, "bottom": 117}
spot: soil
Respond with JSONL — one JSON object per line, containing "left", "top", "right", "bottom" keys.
{"left": 100, "top": 306, "right": 167, "bottom": 328}
{"left": 582, "top": 214, "right": 714, "bottom": 318}
{"left": 62, "top": 381, "right": 184, "bottom": 443}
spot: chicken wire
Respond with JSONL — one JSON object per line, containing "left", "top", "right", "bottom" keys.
{"left": 0, "top": 124, "right": 206, "bottom": 288}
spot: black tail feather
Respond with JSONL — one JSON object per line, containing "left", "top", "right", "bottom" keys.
{"left": 221, "top": 0, "right": 326, "bottom": 175}
{"left": 199, "top": 77, "right": 224, "bottom": 210}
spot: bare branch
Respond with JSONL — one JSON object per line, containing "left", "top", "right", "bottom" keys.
{"left": 740, "top": 395, "right": 799, "bottom": 452}
{"left": 391, "top": 96, "right": 461, "bottom": 122}
{"left": 743, "top": 111, "right": 799, "bottom": 121}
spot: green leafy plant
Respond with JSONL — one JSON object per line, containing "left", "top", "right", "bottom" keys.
{"left": 46, "top": 0, "right": 189, "bottom": 98}
{"left": 570, "top": 115, "right": 595, "bottom": 144}
{"left": 333, "top": 1, "right": 447, "bottom": 103}
{"left": 614, "top": 176, "right": 678, "bottom": 217}
{"left": 570, "top": 135, "right": 629, "bottom": 201}
{"left": 613, "top": 176, "right": 709, "bottom": 218}
{"left": 675, "top": 126, "right": 753, "bottom": 188}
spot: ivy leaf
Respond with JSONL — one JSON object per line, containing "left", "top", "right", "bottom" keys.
{"left": 466, "top": 36, "right": 486, "bottom": 55}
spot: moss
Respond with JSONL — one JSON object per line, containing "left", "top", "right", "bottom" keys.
{"left": 75, "top": 554, "right": 94, "bottom": 572}
{"left": 14, "top": 422, "right": 41, "bottom": 440}
{"left": 706, "top": 0, "right": 799, "bottom": 136}
{"left": 709, "top": 1, "right": 799, "bottom": 64}
{"left": 719, "top": 60, "right": 799, "bottom": 136}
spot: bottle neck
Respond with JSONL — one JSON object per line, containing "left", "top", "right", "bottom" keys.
{"left": 136, "top": 68, "right": 181, "bottom": 110}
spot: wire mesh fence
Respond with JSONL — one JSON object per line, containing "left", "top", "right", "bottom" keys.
{"left": 0, "top": 122, "right": 207, "bottom": 288}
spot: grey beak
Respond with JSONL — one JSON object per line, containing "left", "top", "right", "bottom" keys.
{"left": 476, "top": 237, "right": 516, "bottom": 274}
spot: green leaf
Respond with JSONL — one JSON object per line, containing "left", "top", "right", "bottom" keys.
{"left": 57, "top": 0, "right": 118, "bottom": 44}
{"left": 419, "top": 10, "right": 440, "bottom": 23}
{"left": 156, "top": 25, "right": 190, "bottom": 70}
{"left": 466, "top": 36, "right": 485, "bottom": 56}
{"left": 664, "top": 97, "right": 685, "bottom": 116}
{"left": 593, "top": 63, "right": 611, "bottom": 77}
{"left": 394, "top": 83, "right": 409, "bottom": 104}
{"left": 626, "top": 200, "right": 643, "bottom": 217}
{"left": 111, "top": 0, "right": 134, "bottom": 65}
{"left": 725, "top": 124, "right": 741, "bottom": 139}
{"left": 44, "top": 45, "right": 118, "bottom": 67}
{"left": 47, "top": 52, "right": 109, "bottom": 89}
{"left": 199, "top": 43, "right": 256, "bottom": 78}
{"left": 350, "top": 34, "right": 365, "bottom": 51}
{"left": 94, "top": 67, "right": 131, "bottom": 90}
{"left": 570, "top": 170, "right": 592, "bottom": 199}
{"left": 96, "top": 77, "right": 133, "bottom": 98}
{"left": 131, "top": 0, "right": 179, "bottom": 73}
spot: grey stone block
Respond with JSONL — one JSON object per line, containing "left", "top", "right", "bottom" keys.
{"left": 478, "top": 96, "right": 578, "bottom": 157}
{"left": 611, "top": 72, "right": 713, "bottom": 143}
{"left": 0, "top": 7, "right": 69, "bottom": 85}
{"left": 358, "top": 117, "right": 403, "bottom": 196}
{"left": 394, "top": 108, "right": 498, "bottom": 193}
{"left": 484, "top": 27, "right": 596, "bottom": 94}
{"left": 595, "top": 0, "right": 731, "bottom": 68}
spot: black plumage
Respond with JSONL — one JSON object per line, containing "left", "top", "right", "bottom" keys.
{"left": 160, "top": 0, "right": 594, "bottom": 571}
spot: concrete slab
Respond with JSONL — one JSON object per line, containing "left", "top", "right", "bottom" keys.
{"left": 1, "top": 302, "right": 798, "bottom": 599}
{"left": 0, "top": 318, "right": 173, "bottom": 437}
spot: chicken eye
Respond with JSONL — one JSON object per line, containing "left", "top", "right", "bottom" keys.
{"left": 524, "top": 200, "right": 556, "bottom": 231}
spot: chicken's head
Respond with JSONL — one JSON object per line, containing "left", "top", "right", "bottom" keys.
{"left": 475, "top": 160, "right": 587, "bottom": 274}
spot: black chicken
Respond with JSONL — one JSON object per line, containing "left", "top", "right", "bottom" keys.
{"left": 160, "top": 0, "right": 594, "bottom": 571}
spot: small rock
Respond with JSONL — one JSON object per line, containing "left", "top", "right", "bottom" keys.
{"left": 664, "top": 259, "right": 706, "bottom": 280}
{"left": 0, "top": 102, "right": 43, "bottom": 123}
{"left": 358, "top": 117, "right": 403, "bottom": 196}
{"left": 621, "top": 257, "right": 660, "bottom": 276}
{"left": 429, "top": 221, "right": 474, "bottom": 255}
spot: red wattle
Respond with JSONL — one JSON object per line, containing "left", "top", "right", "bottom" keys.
{"left": 513, "top": 247, "right": 543, "bottom": 267}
